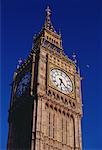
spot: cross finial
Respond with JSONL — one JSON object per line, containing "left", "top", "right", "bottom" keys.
{"left": 46, "top": 6, "right": 51, "bottom": 16}
{"left": 72, "top": 52, "right": 77, "bottom": 64}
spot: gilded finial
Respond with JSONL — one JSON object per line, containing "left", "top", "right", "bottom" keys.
{"left": 46, "top": 6, "right": 51, "bottom": 17}
{"left": 16, "top": 58, "right": 24, "bottom": 69}
{"left": 59, "top": 29, "right": 62, "bottom": 37}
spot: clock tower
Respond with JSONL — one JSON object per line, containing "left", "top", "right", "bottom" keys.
{"left": 7, "top": 6, "right": 83, "bottom": 150}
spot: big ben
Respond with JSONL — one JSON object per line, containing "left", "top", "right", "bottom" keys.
{"left": 7, "top": 6, "right": 83, "bottom": 150}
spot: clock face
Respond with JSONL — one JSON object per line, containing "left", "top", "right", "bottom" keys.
{"left": 16, "top": 72, "right": 31, "bottom": 97}
{"left": 50, "top": 69, "right": 73, "bottom": 93}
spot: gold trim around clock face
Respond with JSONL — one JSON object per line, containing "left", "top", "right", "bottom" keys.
{"left": 48, "top": 62, "right": 75, "bottom": 98}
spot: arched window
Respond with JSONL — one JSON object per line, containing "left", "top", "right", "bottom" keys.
{"left": 48, "top": 112, "right": 51, "bottom": 137}
{"left": 69, "top": 116, "right": 75, "bottom": 148}
{"left": 62, "top": 118, "right": 63, "bottom": 143}
{"left": 53, "top": 114, "right": 55, "bottom": 138}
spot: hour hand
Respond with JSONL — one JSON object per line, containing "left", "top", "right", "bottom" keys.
{"left": 59, "top": 78, "right": 63, "bottom": 85}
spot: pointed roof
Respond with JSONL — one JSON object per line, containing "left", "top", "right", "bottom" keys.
{"left": 44, "top": 6, "right": 56, "bottom": 33}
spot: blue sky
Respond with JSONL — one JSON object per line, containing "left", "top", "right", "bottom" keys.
{"left": 1, "top": 0, "right": 102, "bottom": 149}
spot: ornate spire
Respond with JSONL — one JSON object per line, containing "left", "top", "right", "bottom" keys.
{"left": 44, "top": 6, "right": 56, "bottom": 33}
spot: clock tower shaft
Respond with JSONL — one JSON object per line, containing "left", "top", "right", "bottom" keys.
{"left": 7, "top": 6, "right": 83, "bottom": 150}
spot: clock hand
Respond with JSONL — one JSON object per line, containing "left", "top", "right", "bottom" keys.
{"left": 59, "top": 78, "right": 71, "bottom": 91}
{"left": 59, "top": 78, "right": 66, "bottom": 87}
{"left": 59, "top": 78, "right": 63, "bottom": 86}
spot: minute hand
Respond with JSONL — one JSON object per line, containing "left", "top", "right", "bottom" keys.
{"left": 59, "top": 78, "right": 66, "bottom": 87}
